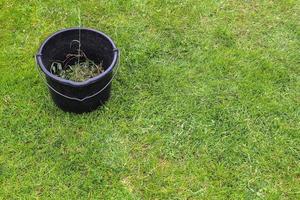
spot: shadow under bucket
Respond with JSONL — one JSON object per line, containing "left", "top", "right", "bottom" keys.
{"left": 35, "top": 28, "right": 119, "bottom": 114}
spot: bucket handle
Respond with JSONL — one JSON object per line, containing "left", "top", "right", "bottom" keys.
{"left": 35, "top": 49, "right": 120, "bottom": 102}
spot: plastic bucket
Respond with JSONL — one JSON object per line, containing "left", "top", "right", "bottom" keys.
{"left": 35, "top": 28, "right": 119, "bottom": 113}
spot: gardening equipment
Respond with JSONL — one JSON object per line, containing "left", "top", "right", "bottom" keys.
{"left": 35, "top": 27, "right": 119, "bottom": 113}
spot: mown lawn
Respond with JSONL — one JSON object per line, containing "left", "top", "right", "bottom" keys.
{"left": 0, "top": 0, "right": 299, "bottom": 199}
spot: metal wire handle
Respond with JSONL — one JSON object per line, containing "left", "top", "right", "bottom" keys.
{"left": 35, "top": 49, "right": 120, "bottom": 102}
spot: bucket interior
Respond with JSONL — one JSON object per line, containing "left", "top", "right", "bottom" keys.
{"left": 40, "top": 29, "right": 115, "bottom": 72}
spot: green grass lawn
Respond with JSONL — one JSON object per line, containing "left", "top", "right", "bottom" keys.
{"left": 1, "top": 0, "right": 299, "bottom": 199}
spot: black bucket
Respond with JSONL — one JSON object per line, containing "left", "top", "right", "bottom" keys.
{"left": 35, "top": 28, "right": 119, "bottom": 113}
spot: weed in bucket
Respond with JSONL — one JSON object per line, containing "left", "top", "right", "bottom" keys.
{"left": 50, "top": 42, "right": 104, "bottom": 82}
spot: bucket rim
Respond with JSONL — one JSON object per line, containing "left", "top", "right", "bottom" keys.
{"left": 36, "top": 27, "right": 118, "bottom": 87}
